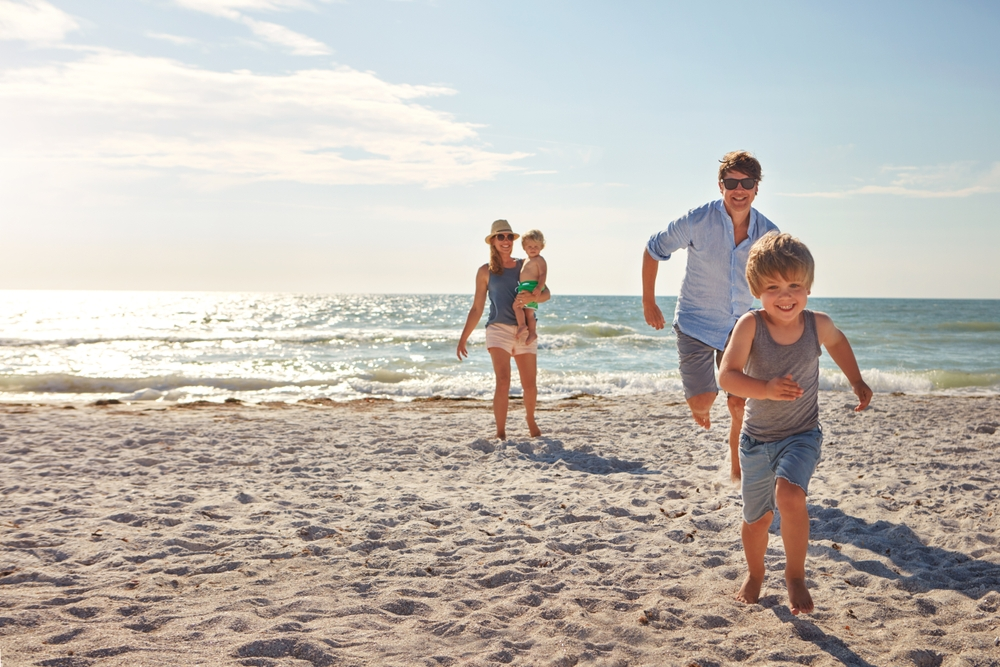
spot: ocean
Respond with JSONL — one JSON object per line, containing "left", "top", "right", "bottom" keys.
{"left": 1, "top": 291, "right": 997, "bottom": 404}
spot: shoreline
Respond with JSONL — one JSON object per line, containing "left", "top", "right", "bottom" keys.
{"left": 1, "top": 393, "right": 998, "bottom": 665}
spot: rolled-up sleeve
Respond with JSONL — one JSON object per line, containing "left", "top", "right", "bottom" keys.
{"left": 646, "top": 215, "right": 692, "bottom": 262}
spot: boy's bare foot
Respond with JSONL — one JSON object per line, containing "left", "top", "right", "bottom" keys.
{"left": 691, "top": 410, "right": 711, "bottom": 429}
{"left": 515, "top": 325, "right": 529, "bottom": 343}
{"left": 527, "top": 419, "right": 541, "bottom": 438}
{"left": 735, "top": 574, "right": 763, "bottom": 604}
{"left": 786, "top": 577, "right": 813, "bottom": 615}
{"left": 525, "top": 331, "right": 538, "bottom": 345}
{"left": 496, "top": 430, "right": 506, "bottom": 441}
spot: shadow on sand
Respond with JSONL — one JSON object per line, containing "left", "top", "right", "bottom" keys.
{"left": 517, "top": 436, "right": 660, "bottom": 475}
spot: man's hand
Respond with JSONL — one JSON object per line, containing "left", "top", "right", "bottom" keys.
{"left": 851, "top": 380, "right": 873, "bottom": 411}
{"left": 643, "top": 301, "right": 665, "bottom": 330}
{"left": 765, "top": 374, "right": 803, "bottom": 401}
{"left": 456, "top": 340, "right": 468, "bottom": 361}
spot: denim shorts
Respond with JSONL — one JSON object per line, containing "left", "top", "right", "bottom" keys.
{"left": 739, "top": 427, "right": 822, "bottom": 524}
{"left": 674, "top": 326, "right": 724, "bottom": 399}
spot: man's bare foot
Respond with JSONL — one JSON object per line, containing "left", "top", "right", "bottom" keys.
{"left": 525, "top": 331, "right": 538, "bottom": 345}
{"left": 515, "top": 325, "right": 529, "bottom": 343}
{"left": 496, "top": 431, "right": 506, "bottom": 441}
{"left": 527, "top": 419, "right": 541, "bottom": 438}
{"left": 786, "top": 577, "right": 813, "bottom": 615}
{"left": 692, "top": 411, "right": 711, "bottom": 429}
{"left": 735, "top": 574, "right": 763, "bottom": 604}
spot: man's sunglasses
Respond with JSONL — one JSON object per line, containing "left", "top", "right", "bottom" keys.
{"left": 721, "top": 178, "right": 757, "bottom": 190}
{"left": 494, "top": 233, "right": 516, "bottom": 241}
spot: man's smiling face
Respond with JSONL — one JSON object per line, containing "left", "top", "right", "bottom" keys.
{"left": 719, "top": 168, "right": 758, "bottom": 219}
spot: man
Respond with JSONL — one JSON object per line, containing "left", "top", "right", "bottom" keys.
{"left": 642, "top": 151, "right": 778, "bottom": 480}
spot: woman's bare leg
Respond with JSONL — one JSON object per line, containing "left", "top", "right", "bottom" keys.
{"left": 513, "top": 353, "right": 541, "bottom": 437}
{"left": 488, "top": 347, "right": 512, "bottom": 439}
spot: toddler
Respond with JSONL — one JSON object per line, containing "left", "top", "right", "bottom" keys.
{"left": 515, "top": 230, "right": 547, "bottom": 345}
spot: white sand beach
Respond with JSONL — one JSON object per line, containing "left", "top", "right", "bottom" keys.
{"left": 1, "top": 392, "right": 999, "bottom": 666}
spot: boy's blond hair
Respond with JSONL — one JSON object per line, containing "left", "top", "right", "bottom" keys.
{"left": 746, "top": 232, "right": 815, "bottom": 297}
{"left": 521, "top": 229, "right": 545, "bottom": 249}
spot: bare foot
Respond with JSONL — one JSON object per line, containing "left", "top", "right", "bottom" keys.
{"left": 515, "top": 325, "right": 529, "bottom": 343}
{"left": 692, "top": 411, "right": 711, "bottom": 430}
{"left": 496, "top": 430, "right": 506, "bottom": 441}
{"left": 786, "top": 577, "right": 813, "bottom": 615}
{"left": 525, "top": 331, "right": 538, "bottom": 345}
{"left": 527, "top": 419, "right": 541, "bottom": 438}
{"left": 735, "top": 574, "right": 763, "bottom": 604}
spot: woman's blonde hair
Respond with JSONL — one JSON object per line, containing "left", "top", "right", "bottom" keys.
{"left": 746, "top": 232, "right": 814, "bottom": 297}
{"left": 521, "top": 229, "right": 546, "bottom": 248}
{"left": 489, "top": 243, "right": 503, "bottom": 275}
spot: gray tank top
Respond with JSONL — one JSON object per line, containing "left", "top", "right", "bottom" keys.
{"left": 743, "top": 309, "right": 821, "bottom": 442}
{"left": 486, "top": 259, "right": 523, "bottom": 328}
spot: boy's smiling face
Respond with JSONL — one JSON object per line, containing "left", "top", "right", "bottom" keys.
{"left": 522, "top": 239, "right": 543, "bottom": 258}
{"left": 758, "top": 273, "right": 810, "bottom": 326}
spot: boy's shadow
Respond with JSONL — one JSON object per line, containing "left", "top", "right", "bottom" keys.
{"left": 745, "top": 505, "right": 999, "bottom": 667}
{"left": 807, "top": 504, "right": 1000, "bottom": 599}
{"left": 510, "top": 437, "right": 659, "bottom": 475}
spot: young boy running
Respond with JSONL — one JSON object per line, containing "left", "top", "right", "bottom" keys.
{"left": 719, "top": 232, "right": 872, "bottom": 615}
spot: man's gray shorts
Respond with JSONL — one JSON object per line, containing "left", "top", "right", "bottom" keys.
{"left": 674, "top": 325, "right": 725, "bottom": 399}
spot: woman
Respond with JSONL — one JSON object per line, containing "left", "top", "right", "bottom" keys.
{"left": 457, "top": 220, "right": 550, "bottom": 440}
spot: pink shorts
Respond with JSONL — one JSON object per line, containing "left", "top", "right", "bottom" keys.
{"left": 485, "top": 323, "right": 538, "bottom": 356}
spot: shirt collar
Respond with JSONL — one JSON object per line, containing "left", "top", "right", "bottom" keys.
{"left": 713, "top": 199, "right": 758, "bottom": 232}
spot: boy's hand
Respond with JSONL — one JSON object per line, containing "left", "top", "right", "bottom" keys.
{"left": 851, "top": 380, "right": 873, "bottom": 411}
{"left": 765, "top": 374, "right": 803, "bottom": 401}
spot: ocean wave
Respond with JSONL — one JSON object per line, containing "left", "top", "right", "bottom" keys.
{"left": 538, "top": 321, "right": 638, "bottom": 338}
{"left": 933, "top": 322, "right": 1000, "bottom": 333}
{"left": 0, "top": 328, "right": 464, "bottom": 348}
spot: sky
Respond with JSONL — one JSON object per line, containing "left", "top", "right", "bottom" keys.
{"left": 1, "top": 0, "right": 998, "bottom": 298}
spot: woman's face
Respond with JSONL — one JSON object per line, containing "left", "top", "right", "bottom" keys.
{"left": 492, "top": 232, "right": 515, "bottom": 255}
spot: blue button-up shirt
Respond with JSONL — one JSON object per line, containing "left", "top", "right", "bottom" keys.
{"left": 647, "top": 200, "right": 779, "bottom": 351}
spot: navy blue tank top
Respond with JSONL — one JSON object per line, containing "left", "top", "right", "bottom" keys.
{"left": 486, "top": 259, "right": 522, "bottom": 327}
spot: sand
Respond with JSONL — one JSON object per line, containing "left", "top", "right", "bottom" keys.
{"left": 1, "top": 392, "right": 999, "bottom": 667}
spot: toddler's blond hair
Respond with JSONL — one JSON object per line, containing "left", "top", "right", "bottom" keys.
{"left": 521, "top": 229, "right": 545, "bottom": 249}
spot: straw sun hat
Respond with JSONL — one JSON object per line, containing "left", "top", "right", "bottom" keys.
{"left": 485, "top": 219, "right": 519, "bottom": 244}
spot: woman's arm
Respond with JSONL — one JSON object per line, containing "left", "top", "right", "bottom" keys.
{"left": 457, "top": 265, "right": 490, "bottom": 360}
{"left": 514, "top": 284, "right": 550, "bottom": 308}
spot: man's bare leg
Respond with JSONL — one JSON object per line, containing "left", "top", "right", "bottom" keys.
{"left": 736, "top": 511, "right": 772, "bottom": 604}
{"left": 488, "top": 348, "right": 512, "bottom": 440}
{"left": 776, "top": 479, "right": 813, "bottom": 615}
{"left": 727, "top": 395, "right": 746, "bottom": 481}
{"left": 687, "top": 391, "right": 717, "bottom": 429}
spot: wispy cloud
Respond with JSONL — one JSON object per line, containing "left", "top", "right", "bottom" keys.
{"left": 146, "top": 31, "right": 200, "bottom": 46}
{"left": 241, "top": 16, "right": 330, "bottom": 55}
{"left": 173, "top": 0, "right": 332, "bottom": 55}
{"left": 0, "top": 0, "right": 78, "bottom": 43}
{"left": 0, "top": 48, "right": 528, "bottom": 187}
{"left": 780, "top": 162, "right": 1000, "bottom": 198}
